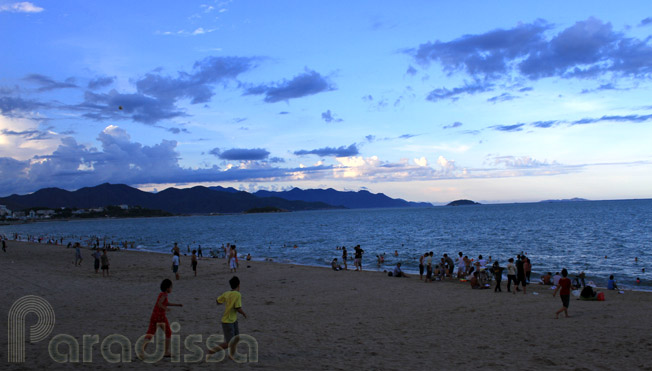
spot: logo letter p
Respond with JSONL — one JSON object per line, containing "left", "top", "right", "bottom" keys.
{"left": 8, "top": 295, "right": 55, "bottom": 363}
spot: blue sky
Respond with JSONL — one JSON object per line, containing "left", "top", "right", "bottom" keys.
{"left": 1, "top": 1, "right": 652, "bottom": 203}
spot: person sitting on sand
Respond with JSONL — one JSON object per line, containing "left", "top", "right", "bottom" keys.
{"left": 607, "top": 275, "right": 618, "bottom": 290}
{"left": 393, "top": 263, "right": 408, "bottom": 278}
{"left": 470, "top": 271, "right": 481, "bottom": 289}
{"left": 140, "top": 279, "right": 183, "bottom": 359}
{"left": 331, "top": 258, "right": 343, "bottom": 271}
{"left": 540, "top": 272, "right": 553, "bottom": 285}
{"left": 580, "top": 285, "right": 598, "bottom": 300}
{"left": 246, "top": 253, "right": 252, "bottom": 261}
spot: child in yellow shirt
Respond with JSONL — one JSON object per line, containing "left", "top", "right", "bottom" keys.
{"left": 209, "top": 276, "right": 247, "bottom": 359}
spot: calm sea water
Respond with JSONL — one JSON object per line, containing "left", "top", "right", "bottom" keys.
{"left": 2, "top": 200, "right": 651, "bottom": 290}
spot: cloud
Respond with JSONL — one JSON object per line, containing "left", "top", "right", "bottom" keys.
{"left": 321, "top": 109, "right": 342, "bottom": 123}
{"left": 580, "top": 83, "right": 621, "bottom": 94}
{"left": 1, "top": 128, "right": 52, "bottom": 141}
{"left": 413, "top": 17, "right": 652, "bottom": 81}
{"left": 245, "top": 70, "right": 334, "bottom": 103}
{"left": 166, "top": 127, "right": 189, "bottom": 134}
{"left": 87, "top": 76, "right": 115, "bottom": 90}
{"left": 488, "top": 155, "right": 556, "bottom": 169}
{"left": 365, "top": 135, "right": 376, "bottom": 142}
{"left": 136, "top": 56, "right": 258, "bottom": 104}
{"left": 641, "top": 17, "right": 652, "bottom": 27}
{"left": 490, "top": 123, "right": 525, "bottom": 132}
{"left": 571, "top": 113, "right": 652, "bottom": 125}
{"left": 487, "top": 92, "right": 517, "bottom": 103}
{"left": 531, "top": 120, "right": 560, "bottom": 128}
{"left": 76, "top": 89, "right": 185, "bottom": 124}
{"left": 0, "top": 2, "right": 43, "bottom": 13}
{"left": 443, "top": 121, "right": 463, "bottom": 129}
{"left": 426, "top": 80, "right": 493, "bottom": 102}
{"left": 294, "top": 144, "right": 359, "bottom": 157}
{"left": 210, "top": 147, "right": 270, "bottom": 161}
{"left": 406, "top": 65, "right": 417, "bottom": 75}
{"left": 398, "top": 134, "right": 418, "bottom": 139}
{"left": 413, "top": 19, "right": 550, "bottom": 78}
{"left": 0, "top": 96, "right": 46, "bottom": 116}
{"left": 23, "top": 74, "right": 77, "bottom": 92}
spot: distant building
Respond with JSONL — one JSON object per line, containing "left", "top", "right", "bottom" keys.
{"left": 36, "top": 210, "right": 55, "bottom": 217}
{"left": 119, "top": 204, "right": 129, "bottom": 210}
{"left": 12, "top": 211, "right": 26, "bottom": 219}
{"left": 0, "top": 205, "right": 11, "bottom": 217}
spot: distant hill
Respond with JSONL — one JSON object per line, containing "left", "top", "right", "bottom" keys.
{"left": 447, "top": 199, "right": 480, "bottom": 206}
{"left": 0, "top": 183, "right": 340, "bottom": 214}
{"left": 254, "top": 188, "right": 432, "bottom": 209}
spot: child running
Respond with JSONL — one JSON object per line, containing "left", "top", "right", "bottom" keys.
{"left": 209, "top": 276, "right": 247, "bottom": 360}
{"left": 141, "top": 279, "right": 183, "bottom": 357}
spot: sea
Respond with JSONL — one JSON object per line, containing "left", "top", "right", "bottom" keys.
{"left": 2, "top": 199, "right": 651, "bottom": 290}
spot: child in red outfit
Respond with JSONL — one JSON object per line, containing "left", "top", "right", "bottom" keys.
{"left": 553, "top": 268, "right": 572, "bottom": 319}
{"left": 141, "top": 279, "right": 183, "bottom": 357}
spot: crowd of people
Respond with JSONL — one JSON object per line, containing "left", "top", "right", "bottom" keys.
{"left": 329, "top": 246, "right": 636, "bottom": 317}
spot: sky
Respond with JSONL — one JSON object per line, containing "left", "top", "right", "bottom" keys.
{"left": 1, "top": 1, "right": 652, "bottom": 204}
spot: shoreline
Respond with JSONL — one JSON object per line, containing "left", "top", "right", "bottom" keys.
{"left": 6, "top": 239, "right": 646, "bottom": 293}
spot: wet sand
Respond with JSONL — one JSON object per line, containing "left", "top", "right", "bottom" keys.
{"left": 1, "top": 241, "right": 651, "bottom": 370}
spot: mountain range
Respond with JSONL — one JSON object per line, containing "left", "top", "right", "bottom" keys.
{"left": 0, "top": 183, "right": 432, "bottom": 214}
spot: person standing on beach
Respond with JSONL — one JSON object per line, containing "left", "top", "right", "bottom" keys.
{"left": 197, "top": 245, "right": 203, "bottom": 257}
{"left": 553, "top": 269, "right": 571, "bottom": 318}
{"left": 140, "top": 279, "right": 183, "bottom": 358}
{"left": 523, "top": 257, "right": 532, "bottom": 283}
{"left": 101, "top": 249, "right": 110, "bottom": 277}
{"left": 172, "top": 242, "right": 179, "bottom": 255}
{"left": 172, "top": 251, "right": 180, "bottom": 280}
{"left": 74, "top": 242, "right": 83, "bottom": 266}
{"left": 2, "top": 239, "right": 6, "bottom": 252}
{"left": 444, "top": 254, "right": 455, "bottom": 280}
{"left": 342, "top": 246, "right": 348, "bottom": 270}
{"left": 506, "top": 258, "right": 517, "bottom": 292}
{"left": 92, "top": 248, "right": 101, "bottom": 274}
{"left": 191, "top": 250, "right": 198, "bottom": 277}
{"left": 515, "top": 255, "right": 527, "bottom": 294}
{"left": 354, "top": 245, "right": 364, "bottom": 271}
{"left": 492, "top": 261, "right": 504, "bottom": 292}
{"left": 229, "top": 245, "right": 238, "bottom": 273}
{"left": 456, "top": 252, "right": 464, "bottom": 278}
{"left": 209, "top": 276, "right": 247, "bottom": 360}
{"left": 418, "top": 253, "right": 425, "bottom": 280}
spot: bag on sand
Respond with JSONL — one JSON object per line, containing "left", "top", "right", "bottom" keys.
{"left": 597, "top": 292, "right": 605, "bottom": 301}
{"left": 388, "top": 272, "right": 393, "bottom": 277}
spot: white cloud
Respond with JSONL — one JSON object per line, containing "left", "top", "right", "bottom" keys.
{"left": 0, "top": 2, "right": 43, "bottom": 13}
{"left": 437, "top": 156, "right": 456, "bottom": 174}
{"left": 0, "top": 115, "right": 62, "bottom": 160}
{"left": 414, "top": 156, "right": 428, "bottom": 167}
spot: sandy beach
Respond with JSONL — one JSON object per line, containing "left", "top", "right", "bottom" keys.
{"left": 1, "top": 241, "right": 651, "bottom": 370}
